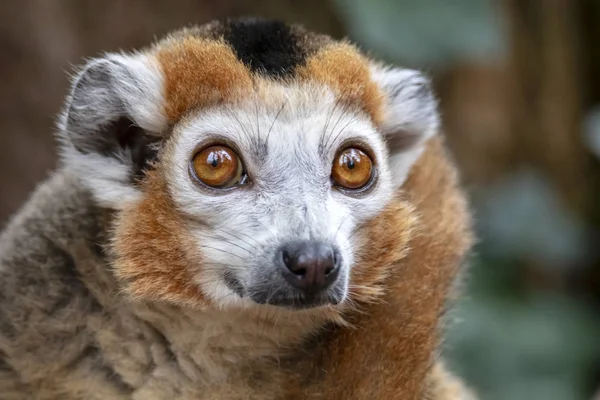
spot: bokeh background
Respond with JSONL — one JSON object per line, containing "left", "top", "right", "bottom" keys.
{"left": 1, "top": 1, "right": 599, "bottom": 399}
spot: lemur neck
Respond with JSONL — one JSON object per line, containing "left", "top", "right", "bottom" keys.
{"left": 128, "top": 301, "right": 332, "bottom": 383}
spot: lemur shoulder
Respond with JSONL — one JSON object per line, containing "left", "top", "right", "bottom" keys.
{"left": 0, "top": 18, "right": 476, "bottom": 399}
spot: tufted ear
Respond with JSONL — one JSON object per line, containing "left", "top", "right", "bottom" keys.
{"left": 58, "top": 53, "right": 167, "bottom": 209}
{"left": 371, "top": 65, "right": 440, "bottom": 187}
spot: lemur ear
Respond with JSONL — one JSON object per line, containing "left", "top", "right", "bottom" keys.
{"left": 371, "top": 65, "right": 440, "bottom": 187}
{"left": 59, "top": 54, "right": 166, "bottom": 208}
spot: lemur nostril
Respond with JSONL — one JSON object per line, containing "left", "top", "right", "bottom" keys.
{"left": 282, "top": 251, "right": 291, "bottom": 267}
{"left": 279, "top": 241, "right": 341, "bottom": 291}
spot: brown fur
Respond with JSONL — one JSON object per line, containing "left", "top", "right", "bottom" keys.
{"left": 425, "top": 362, "right": 476, "bottom": 400}
{"left": 312, "top": 137, "right": 474, "bottom": 399}
{"left": 297, "top": 43, "right": 385, "bottom": 125}
{"left": 157, "top": 37, "right": 253, "bottom": 121}
{"left": 155, "top": 29, "right": 383, "bottom": 126}
{"left": 348, "top": 196, "right": 417, "bottom": 304}
{"left": 0, "top": 20, "right": 475, "bottom": 400}
{"left": 0, "top": 141, "right": 473, "bottom": 400}
{"left": 112, "top": 169, "right": 207, "bottom": 307}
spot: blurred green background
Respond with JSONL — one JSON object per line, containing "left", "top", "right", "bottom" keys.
{"left": 1, "top": 1, "right": 599, "bottom": 399}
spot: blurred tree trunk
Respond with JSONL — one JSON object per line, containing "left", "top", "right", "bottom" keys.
{"left": 438, "top": 0, "right": 600, "bottom": 290}
{"left": 502, "top": 0, "right": 600, "bottom": 295}
{"left": 440, "top": 0, "right": 589, "bottom": 204}
{"left": 0, "top": 0, "right": 344, "bottom": 225}
{"left": 503, "top": 0, "right": 588, "bottom": 209}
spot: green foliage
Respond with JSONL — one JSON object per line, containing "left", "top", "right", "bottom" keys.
{"left": 444, "top": 171, "right": 599, "bottom": 400}
{"left": 474, "top": 170, "right": 590, "bottom": 271}
{"left": 445, "top": 273, "right": 600, "bottom": 400}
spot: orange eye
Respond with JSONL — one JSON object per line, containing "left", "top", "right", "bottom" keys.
{"left": 192, "top": 145, "right": 244, "bottom": 188}
{"left": 331, "top": 148, "right": 373, "bottom": 190}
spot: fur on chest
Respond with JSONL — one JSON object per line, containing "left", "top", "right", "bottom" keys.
{"left": 86, "top": 298, "right": 327, "bottom": 399}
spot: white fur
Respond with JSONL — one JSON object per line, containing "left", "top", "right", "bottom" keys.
{"left": 108, "top": 53, "right": 167, "bottom": 133}
{"left": 61, "top": 148, "right": 142, "bottom": 208}
{"left": 370, "top": 65, "right": 439, "bottom": 186}
{"left": 58, "top": 53, "right": 167, "bottom": 208}
{"left": 162, "top": 82, "right": 395, "bottom": 307}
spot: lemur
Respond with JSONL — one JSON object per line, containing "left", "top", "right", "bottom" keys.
{"left": 0, "top": 18, "right": 475, "bottom": 399}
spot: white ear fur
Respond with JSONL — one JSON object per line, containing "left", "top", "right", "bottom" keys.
{"left": 58, "top": 53, "right": 167, "bottom": 209}
{"left": 371, "top": 64, "right": 440, "bottom": 187}
{"left": 106, "top": 53, "right": 167, "bottom": 133}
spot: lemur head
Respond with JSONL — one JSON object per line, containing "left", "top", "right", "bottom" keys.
{"left": 58, "top": 18, "right": 438, "bottom": 315}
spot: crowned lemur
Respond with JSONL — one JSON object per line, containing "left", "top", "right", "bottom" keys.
{"left": 0, "top": 17, "right": 476, "bottom": 400}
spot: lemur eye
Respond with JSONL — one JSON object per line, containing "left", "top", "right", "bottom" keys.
{"left": 331, "top": 148, "right": 373, "bottom": 190}
{"left": 192, "top": 145, "right": 245, "bottom": 188}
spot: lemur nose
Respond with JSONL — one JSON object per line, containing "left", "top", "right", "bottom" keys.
{"left": 279, "top": 242, "right": 341, "bottom": 291}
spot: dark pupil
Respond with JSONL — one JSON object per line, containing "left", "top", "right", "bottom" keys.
{"left": 208, "top": 152, "right": 219, "bottom": 168}
{"left": 346, "top": 155, "right": 356, "bottom": 170}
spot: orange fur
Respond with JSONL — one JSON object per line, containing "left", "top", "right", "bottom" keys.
{"left": 120, "top": 25, "right": 471, "bottom": 398}
{"left": 122, "top": 38, "right": 470, "bottom": 396}
{"left": 348, "top": 197, "right": 417, "bottom": 304}
{"left": 156, "top": 37, "right": 253, "bottom": 122}
{"left": 156, "top": 31, "right": 383, "bottom": 125}
{"left": 297, "top": 43, "right": 385, "bottom": 125}
{"left": 425, "top": 362, "right": 476, "bottom": 400}
{"left": 2, "top": 19, "right": 474, "bottom": 399}
{"left": 111, "top": 170, "right": 207, "bottom": 308}
{"left": 313, "top": 137, "right": 474, "bottom": 399}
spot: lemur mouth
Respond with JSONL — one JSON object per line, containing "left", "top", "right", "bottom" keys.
{"left": 222, "top": 270, "right": 345, "bottom": 309}
{"left": 248, "top": 289, "right": 344, "bottom": 310}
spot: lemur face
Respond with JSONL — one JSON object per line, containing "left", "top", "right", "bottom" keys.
{"left": 59, "top": 18, "right": 439, "bottom": 313}
{"left": 167, "top": 84, "right": 393, "bottom": 309}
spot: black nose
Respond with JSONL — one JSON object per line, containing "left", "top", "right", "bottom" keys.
{"left": 279, "top": 242, "right": 341, "bottom": 292}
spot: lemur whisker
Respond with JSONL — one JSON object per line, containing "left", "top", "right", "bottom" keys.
{"left": 240, "top": 106, "right": 260, "bottom": 149}
{"left": 203, "top": 262, "right": 245, "bottom": 268}
{"left": 319, "top": 97, "right": 342, "bottom": 154}
{"left": 265, "top": 98, "right": 288, "bottom": 146}
{"left": 227, "top": 107, "right": 254, "bottom": 146}
{"left": 333, "top": 212, "right": 353, "bottom": 242}
{"left": 322, "top": 100, "right": 354, "bottom": 152}
{"left": 327, "top": 118, "right": 357, "bottom": 159}
{"left": 322, "top": 66, "right": 365, "bottom": 151}
{"left": 214, "top": 231, "right": 258, "bottom": 252}
{"left": 197, "top": 245, "right": 246, "bottom": 261}
{"left": 320, "top": 99, "right": 346, "bottom": 151}
{"left": 202, "top": 235, "right": 253, "bottom": 254}
{"left": 216, "top": 225, "right": 263, "bottom": 246}
{"left": 254, "top": 92, "right": 261, "bottom": 147}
